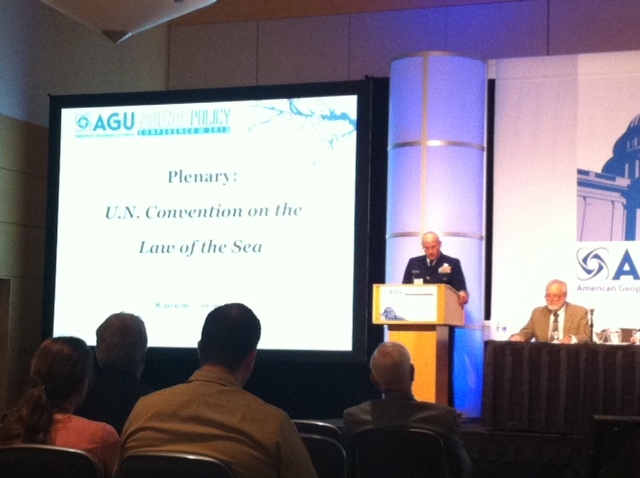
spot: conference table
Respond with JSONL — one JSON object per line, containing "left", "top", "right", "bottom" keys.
{"left": 481, "top": 340, "right": 640, "bottom": 435}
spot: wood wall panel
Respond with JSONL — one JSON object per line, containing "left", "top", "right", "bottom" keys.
{"left": 169, "top": 22, "right": 259, "bottom": 90}
{"left": 549, "top": 0, "right": 640, "bottom": 55}
{"left": 0, "top": 113, "right": 48, "bottom": 410}
{"left": 446, "top": 1, "right": 548, "bottom": 59}
{"left": 0, "top": 115, "right": 47, "bottom": 176}
{"left": 5, "top": 276, "right": 45, "bottom": 407}
{"left": 172, "top": 0, "right": 524, "bottom": 25}
{"left": 257, "top": 16, "right": 350, "bottom": 85}
{"left": 0, "top": 279, "right": 9, "bottom": 416}
{"left": 0, "top": 169, "right": 47, "bottom": 228}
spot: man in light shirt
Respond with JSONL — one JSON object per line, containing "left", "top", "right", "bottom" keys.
{"left": 120, "top": 303, "right": 317, "bottom": 478}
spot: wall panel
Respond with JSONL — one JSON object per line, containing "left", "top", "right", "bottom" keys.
{"left": 169, "top": 22, "right": 259, "bottom": 89}
{"left": 447, "top": 1, "right": 548, "bottom": 59}
{"left": 550, "top": 0, "right": 640, "bottom": 55}
{"left": 350, "top": 9, "right": 447, "bottom": 80}
{"left": 257, "top": 16, "right": 350, "bottom": 85}
{"left": 0, "top": 114, "right": 48, "bottom": 410}
{"left": 172, "top": 0, "right": 527, "bottom": 25}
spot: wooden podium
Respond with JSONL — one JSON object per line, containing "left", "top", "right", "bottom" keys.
{"left": 372, "top": 284, "right": 464, "bottom": 405}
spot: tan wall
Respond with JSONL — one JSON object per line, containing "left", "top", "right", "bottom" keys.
{"left": 0, "top": 114, "right": 48, "bottom": 411}
{"left": 167, "top": 0, "right": 640, "bottom": 92}
{"left": 172, "top": 0, "right": 518, "bottom": 24}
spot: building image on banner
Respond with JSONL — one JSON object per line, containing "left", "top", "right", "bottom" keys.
{"left": 578, "top": 113, "right": 640, "bottom": 242}
{"left": 492, "top": 50, "right": 640, "bottom": 338}
{"left": 577, "top": 111, "right": 640, "bottom": 335}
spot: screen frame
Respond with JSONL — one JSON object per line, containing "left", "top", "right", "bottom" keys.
{"left": 42, "top": 79, "right": 388, "bottom": 364}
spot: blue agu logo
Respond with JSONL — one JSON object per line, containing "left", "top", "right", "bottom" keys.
{"left": 75, "top": 114, "right": 91, "bottom": 132}
{"left": 577, "top": 247, "right": 640, "bottom": 281}
{"left": 577, "top": 247, "right": 609, "bottom": 280}
{"left": 75, "top": 112, "right": 136, "bottom": 135}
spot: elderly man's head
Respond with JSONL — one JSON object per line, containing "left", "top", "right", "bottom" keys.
{"left": 369, "top": 341, "right": 414, "bottom": 393}
{"left": 545, "top": 279, "right": 568, "bottom": 312}
{"left": 95, "top": 312, "right": 147, "bottom": 378}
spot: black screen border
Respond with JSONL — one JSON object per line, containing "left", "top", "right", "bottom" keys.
{"left": 43, "top": 78, "right": 388, "bottom": 365}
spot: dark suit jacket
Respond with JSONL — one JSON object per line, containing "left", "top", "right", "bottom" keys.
{"left": 516, "top": 302, "right": 591, "bottom": 343}
{"left": 402, "top": 253, "right": 467, "bottom": 292}
{"left": 76, "top": 368, "right": 153, "bottom": 434}
{"left": 343, "top": 397, "right": 472, "bottom": 478}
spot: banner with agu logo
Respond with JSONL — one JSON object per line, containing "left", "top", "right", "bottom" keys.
{"left": 73, "top": 105, "right": 231, "bottom": 138}
{"left": 492, "top": 50, "right": 640, "bottom": 336}
{"left": 575, "top": 243, "right": 640, "bottom": 330}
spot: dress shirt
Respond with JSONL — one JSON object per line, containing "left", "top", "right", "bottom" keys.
{"left": 121, "top": 367, "right": 317, "bottom": 478}
{"left": 548, "top": 305, "right": 577, "bottom": 343}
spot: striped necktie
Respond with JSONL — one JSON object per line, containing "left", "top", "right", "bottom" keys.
{"left": 550, "top": 311, "right": 559, "bottom": 341}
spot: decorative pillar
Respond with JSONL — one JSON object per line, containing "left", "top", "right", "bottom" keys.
{"left": 386, "top": 51, "right": 486, "bottom": 417}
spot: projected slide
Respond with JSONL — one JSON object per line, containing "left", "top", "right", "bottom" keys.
{"left": 51, "top": 95, "right": 359, "bottom": 350}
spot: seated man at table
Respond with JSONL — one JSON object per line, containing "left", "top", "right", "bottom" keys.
{"left": 343, "top": 341, "right": 472, "bottom": 478}
{"left": 509, "top": 279, "right": 591, "bottom": 343}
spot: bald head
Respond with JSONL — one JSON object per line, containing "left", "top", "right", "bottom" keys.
{"left": 421, "top": 231, "right": 442, "bottom": 262}
{"left": 422, "top": 231, "right": 440, "bottom": 243}
{"left": 369, "top": 342, "right": 414, "bottom": 393}
{"left": 546, "top": 279, "right": 567, "bottom": 294}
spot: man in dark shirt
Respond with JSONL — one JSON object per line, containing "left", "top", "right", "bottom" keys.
{"left": 402, "top": 231, "right": 468, "bottom": 306}
{"left": 343, "top": 342, "right": 472, "bottom": 478}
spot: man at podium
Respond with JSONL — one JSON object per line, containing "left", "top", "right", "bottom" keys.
{"left": 402, "top": 231, "right": 469, "bottom": 306}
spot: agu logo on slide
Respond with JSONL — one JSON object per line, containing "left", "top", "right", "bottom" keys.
{"left": 75, "top": 112, "right": 136, "bottom": 137}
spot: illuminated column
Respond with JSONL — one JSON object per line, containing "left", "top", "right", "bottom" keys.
{"left": 386, "top": 52, "right": 486, "bottom": 417}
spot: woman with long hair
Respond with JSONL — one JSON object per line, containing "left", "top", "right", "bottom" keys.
{"left": 0, "top": 336, "right": 119, "bottom": 476}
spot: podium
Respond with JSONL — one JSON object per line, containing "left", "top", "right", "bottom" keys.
{"left": 372, "top": 284, "right": 465, "bottom": 404}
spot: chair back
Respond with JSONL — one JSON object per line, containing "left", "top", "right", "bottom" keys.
{"left": 118, "top": 452, "right": 235, "bottom": 478}
{"left": 293, "top": 419, "right": 343, "bottom": 443}
{"left": 0, "top": 444, "right": 103, "bottom": 478}
{"left": 299, "top": 433, "right": 347, "bottom": 478}
{"left": 350, "top": 427, "right": 446, "bottom": 478}
{"left": 587, "top": 415, "right": 640, "bottom": 478}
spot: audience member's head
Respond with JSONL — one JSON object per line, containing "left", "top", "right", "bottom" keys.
{"left": 95, "top": 312, "right": 147, "bottom": 379}
{"left": 0, "top": 336, "right": 92, "bottom": 445}
{"left": 369, "top": 341, "right": 415, "bottom": 394}
{"left": 198, "top": 303, "right": 261, "bottom": 383}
